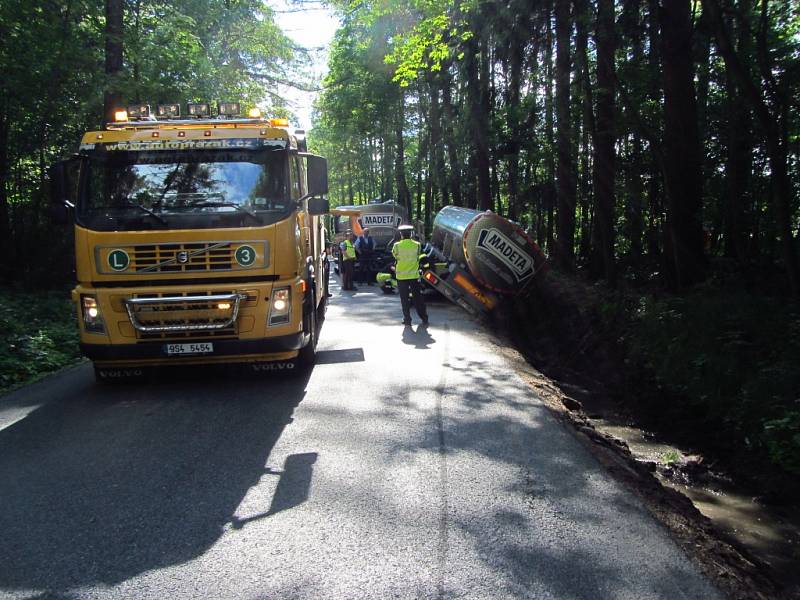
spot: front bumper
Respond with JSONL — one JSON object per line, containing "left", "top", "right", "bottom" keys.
{"left": 82, "top": 333, "right": 304, "bottom": 365}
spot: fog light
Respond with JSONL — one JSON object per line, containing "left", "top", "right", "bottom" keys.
{"left": 217, "top": 302, "right": 231, "bottom": 310}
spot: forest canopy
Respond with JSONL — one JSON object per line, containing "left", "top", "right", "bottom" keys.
{"left": 312, "top": 0, "right": 800, "bottom": 294}
{"left": 0, "top": 0, "right": 307, "bottom": 285}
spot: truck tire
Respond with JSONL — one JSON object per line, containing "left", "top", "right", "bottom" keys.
{"left": 296, "top": 292, "right": 317, "bottom": 369}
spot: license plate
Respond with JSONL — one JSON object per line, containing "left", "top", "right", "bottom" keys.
{"left": 165, "top": 342, "right": 214, "bottom": 356}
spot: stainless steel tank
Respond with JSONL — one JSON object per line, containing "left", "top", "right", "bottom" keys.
{"left": 431, "top": 206, "right": 546, "bottom": 294}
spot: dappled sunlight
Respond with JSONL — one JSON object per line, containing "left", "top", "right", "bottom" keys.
{"left": 0, "top": 265, "right": 720, "bottom": 597}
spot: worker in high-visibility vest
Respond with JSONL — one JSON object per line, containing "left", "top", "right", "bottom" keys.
{"left": 391, "top": 225, "right": 428, "bottom": 326}
{"left": 340, "top": 231, "right": 357, "bottom": 291}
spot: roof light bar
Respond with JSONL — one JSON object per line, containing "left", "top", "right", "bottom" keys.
{"left": 249, "top": 107, "right": 262, "bottom": 119}
{"left": 269, "top": 117, "right": 289, "bottom": 127}
{"left": 113, "top": 110, "right": 128, "bottom": 122}
{"left": 218, "top": 102, "right": 241, "bottom": 116}
{"left": 157, "top": 103, "right": 181, "bottom": 118}
{"left": 187, "top": 102, "right": 210, "bottom": 117}
{"left": 126, "top": 104, "right": 151, "bottom": 119}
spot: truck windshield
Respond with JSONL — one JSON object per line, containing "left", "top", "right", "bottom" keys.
{"left": 78, "top": 148, "right": 290, "bottom": 231}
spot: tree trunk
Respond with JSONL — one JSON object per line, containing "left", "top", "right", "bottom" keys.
{"left": 590, "top": 0, "right": 616, "bottom": 283}
{"left": 555, "top": 0, "right": 576, "bottom": 270}
{"left": 476, "top": 21, "right": 492, "bottom": 211}
{"left": 627, "top": 133, "right": 645, "bottom": 260}
{"left": 416, "top": 85, "right": 429, "bottom": 222}
{"left": 703, "top": 0, "right": 799, "bottom": 292}
{"left": 103, "top": 0, "right": 124, "bottom": 125}
{"left": 0, "top": 112, "right": 10, "bottom": 281}
{"left": 394, "top": 92, "right": 411, "bottom": 216}
{"left": 441, "top": 65, "right": 462, "bottom": 207}
{"left": 623, "top": 0, "right": 645, "bottom": 262}
{"left": 344, "top": 155, "right": 352, "bottom": 204}
{"left": 723, "top": 9, "right": 752, "bottom": 262}
{"left": 660, "top": 0, "right": 705, "bottom": 289}
{"left": 574, "top": 0, "right": 594, "bottom": 264}
{"left": 427, "top": 74, "right": 449, "bottom": 209}
{"left": 543, "top": 1, "right": 556, "bottom": 254}
{"left": 503, "top": 3, "right": 525, "bottom": 222}
{"left": 646, "top": 0, "right": 663, "bottom": 259}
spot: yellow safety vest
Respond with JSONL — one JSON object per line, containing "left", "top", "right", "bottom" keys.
{"left": 343, "top": 239, "right": 356, "bottom": 261}
{"left": 392, "top": 238, "right": 421, "bottom": 280}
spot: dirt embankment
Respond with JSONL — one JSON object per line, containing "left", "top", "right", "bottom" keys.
{"left": 496, "top": 272, "right": 799, "bottom": 599}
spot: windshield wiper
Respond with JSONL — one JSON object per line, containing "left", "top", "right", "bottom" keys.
{"left": 184, "top": 201, "right": 263, "bottom": 225}
{"left": 121, "top": 201, "right": 169, "bottom": 226}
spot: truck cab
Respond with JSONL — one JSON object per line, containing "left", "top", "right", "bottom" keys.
{"left": 51, "top": 103, "right": 330, "bottom": 380}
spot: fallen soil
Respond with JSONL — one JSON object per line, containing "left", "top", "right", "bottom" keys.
{"left": 492, "top": 274, "right": 800, "bottom": 600}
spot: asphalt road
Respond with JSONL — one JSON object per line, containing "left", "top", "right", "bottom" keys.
{"left": 0, "top": 275, "right": 722, "bottom": 599}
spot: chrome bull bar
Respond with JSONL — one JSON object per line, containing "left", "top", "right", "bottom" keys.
{"left": 124, "top": 292, "right": 248, "bottom": 333}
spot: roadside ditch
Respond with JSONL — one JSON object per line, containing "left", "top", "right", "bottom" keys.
{"left": 495, "top": 273, "right": 800, "bottom": 600}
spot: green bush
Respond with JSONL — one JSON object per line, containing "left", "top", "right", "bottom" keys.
{"left": 625, "top": 290, "right": 800, "bottom": 475}
{"left": 763, "top": 411, "right": 800, "bottom": 475}
{"left": 0, "top": 288, "right": 81, "bottom": 393}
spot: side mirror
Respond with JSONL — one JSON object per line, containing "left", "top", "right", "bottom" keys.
{"left": 307, "top": 197, "right": 330, "bottom": 215}
{"left": 306, "top": 155, "right": 328, "bottom": 197}
{"left": 49, "top": 158, "right": 79, "bottom": 224}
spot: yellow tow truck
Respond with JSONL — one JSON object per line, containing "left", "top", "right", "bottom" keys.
{"left": 50, "top": 102, "right": 330, "bottom": 380}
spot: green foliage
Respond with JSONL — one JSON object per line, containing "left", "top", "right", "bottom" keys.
{"left": 0, "top": 289, "right": 81, "bottom": 393}
{"left": 627, "top": 290, "right": 800, "bottom": 475}
{"left": 312, "top": 9, "right": 407, "bottom": 207}
{"left": 763, "top": 412, "right": 800, "bottom": 475}
{"left": 661, "top": 449, "right": 682, "bottom": 465}
{"left": 0, "top": 0, "right": 309, "bottom": 284}
{"left": 123, "top": 0, "right": 299, "bottom": 108}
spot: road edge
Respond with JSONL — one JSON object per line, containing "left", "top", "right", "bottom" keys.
{"left": 488, "top": 330, "right": 781, "bottom": 600}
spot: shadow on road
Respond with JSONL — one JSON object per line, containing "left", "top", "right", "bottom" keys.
{"left": 401, "top": 325, "right": 436, "bottom": 349}
{"left": 0, "top": 366, "right": 311, "bottom": 593}
{"left": 231, "top": 451, "right": 318, "bottom": 528}
{"left": 380, "top": 339, "right": 718, "bottom": 599}
{"left": 315, "top": 348, "right": 365, "bottom": 364}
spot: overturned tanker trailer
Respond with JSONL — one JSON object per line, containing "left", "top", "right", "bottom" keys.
{"left": 422, "top": 206, "right": 547, "bottom": 316}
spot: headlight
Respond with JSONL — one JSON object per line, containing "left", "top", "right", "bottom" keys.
{"left": 81, "top": 295, "right": 106, "bottom": 334}
{"left": 268, "top": 287, "right": 291, "bottom": 325}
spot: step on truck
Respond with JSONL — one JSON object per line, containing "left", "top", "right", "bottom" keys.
{"left": 50, "top": 102, "right": 330, "bottom": 380}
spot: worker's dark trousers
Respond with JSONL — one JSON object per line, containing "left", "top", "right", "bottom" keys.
{"left": 342, "top": 259, "right": 355, "bottom": 290}
{"left": 397, "top": 279, "right": 428, "bottom": 323}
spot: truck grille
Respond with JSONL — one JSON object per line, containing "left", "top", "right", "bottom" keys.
{"left": 131, "top": 243, "right": 233, "bottom": 273}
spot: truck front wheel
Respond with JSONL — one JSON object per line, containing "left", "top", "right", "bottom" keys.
{"left": 296, "top": 293, "right": 317, "bottom": 369}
